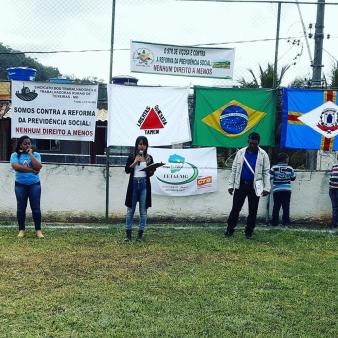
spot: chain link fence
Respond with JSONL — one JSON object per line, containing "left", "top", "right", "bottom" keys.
{"left": 1, "top": 0, "right": 338, "bottom": 169}
{"left": 2, "top": 0, "right": 338, "bottom": 86}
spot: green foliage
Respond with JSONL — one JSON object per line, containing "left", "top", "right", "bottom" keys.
{"left": 217, "top": 148, "right": 236, "bottom": 168}
{"left": 0, "top": 42, "right": 61, "bottom": 81}
{"left": 237, "top": 63, "right": 310, "bottom": 167}
{"left": 0, "top": 225, "right": 338, "bottom": 337}
{"left": 330, "top": 64, "right": 338, "bottom": 88}
{"left": 290, "top": 150, "right": 307, "bottom": 169}
{"left": 289, "top": 76, "right": 309, "bottom": 88}
{"left": 70, "top": 76, "right": 105, "bottom": 84}
{"left": 238, "top": 62, "right": 290, "bottom": 89}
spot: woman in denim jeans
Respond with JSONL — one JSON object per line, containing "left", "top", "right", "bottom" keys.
{"left": 124, "top": 136, "right": 155, "bottom": 242}
{"left": 10, "top": 135, "right": 44, "bottom": 239}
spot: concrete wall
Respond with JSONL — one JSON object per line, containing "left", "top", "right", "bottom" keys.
{"left": 0, "top": 162, "right": 332, "bottom": 226}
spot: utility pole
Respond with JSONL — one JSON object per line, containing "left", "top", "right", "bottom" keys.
{"left": 308, "top": 0, "right": 325, "bottom": 170}
{"left": 312, "top": 0, "right": 325, "bottom": 88}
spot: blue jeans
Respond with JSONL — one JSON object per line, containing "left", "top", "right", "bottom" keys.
{"left": 271, "top": 191, "right": 292, "bottom": 226}
{"left": 15, "top": 181, "right": 42, "bottom": 231}
{"left": 126, "top": 178, "right": 147, "bottom": 231}
{"left": 329, "top": 188, "right": 338, "bottom": 227}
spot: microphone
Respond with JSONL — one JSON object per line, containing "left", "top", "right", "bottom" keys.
{"left": 137, "top": 150, "right": 143, "bottom": 165}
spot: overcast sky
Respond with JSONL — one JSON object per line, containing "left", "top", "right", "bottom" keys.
{"left": 2, "top": 0, "right": 338, "bottom": 87}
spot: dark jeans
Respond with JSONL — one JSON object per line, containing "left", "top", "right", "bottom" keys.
{"left": 271, "top": 191, "right": 291, "bottom": 226}
{"left": 329, "top": 188, "right": 338, "bottom": 227}
{"left": 227, "top": 182, "right": 260, "bottom": 236}
{"left": 15, "top": 181, "right": 42, "bottom": 231}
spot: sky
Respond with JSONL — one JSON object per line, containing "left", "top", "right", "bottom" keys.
{"left": 2, "top": 0, "right": 338, "bottom": 87}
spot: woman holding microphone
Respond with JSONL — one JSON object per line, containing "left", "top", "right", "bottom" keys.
{"left": 124, "top": 136, "right": 155, "bottom": 242}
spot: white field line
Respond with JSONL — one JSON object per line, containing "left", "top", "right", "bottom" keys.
{"left": 0, "top": 223, "right": 336, "bottom": 234}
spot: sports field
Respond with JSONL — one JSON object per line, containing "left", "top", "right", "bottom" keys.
{"left": 0, "top": 223, "right": 337, "bottom": 338}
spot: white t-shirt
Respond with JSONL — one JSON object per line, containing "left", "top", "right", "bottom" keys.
{"left": 134, "top": 161, "right": 147, "bottom": 178}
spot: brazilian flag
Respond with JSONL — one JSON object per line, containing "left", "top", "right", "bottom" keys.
{"left": 193, "top": 86, "right": 277, "bottom": 147}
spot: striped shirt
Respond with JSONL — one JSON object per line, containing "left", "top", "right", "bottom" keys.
{"left": 269, "top": 162, "right": 296, "bottom": 193}
{"left": 329, "top": 163, "right": 338, "bottom": 189}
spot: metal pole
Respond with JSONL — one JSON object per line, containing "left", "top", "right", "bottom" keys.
{"left": 273, "top": 2, "right": 281, "bottom": 89}
{"left": 109, "top": 0, "right": 116, "bottom": 84}
{"left": 106, "top": 0, "right": 116, "bottom": 224}
{"left": 105, "top": 147, "right": 110, "bottom": 224}
{"left": 308, "top": 0, "right": 325, "bottom": 170}
{"left": 268, "top": 2, "right": 281, "bottom": 223}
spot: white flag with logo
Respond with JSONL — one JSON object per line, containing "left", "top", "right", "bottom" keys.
{"left": 107, "top": 84, "right": 191, "bottom": 146}
{"left": 149, "top": 147, "right": 217, "bottom": 196}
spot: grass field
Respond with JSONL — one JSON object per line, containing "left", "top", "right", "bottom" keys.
{"left": 0, "top": 224, "right": 337, "bottom": 338}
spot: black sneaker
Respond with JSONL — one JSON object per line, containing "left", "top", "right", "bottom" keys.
{"left": 245, "top": 234, "right": 254, "bottom": 240}
{"left": 223, "top": 231, "right": 234, "bottom": 238}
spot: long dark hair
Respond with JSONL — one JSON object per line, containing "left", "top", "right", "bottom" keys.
{"left": 15, "top": 135, "right": 32, "bottom": 159}
{"left": 133, "top": 136, "right": 148, "bottom": 158}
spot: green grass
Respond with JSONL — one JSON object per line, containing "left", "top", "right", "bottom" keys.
{"left": 0, "top": 224, "right": 337, "bottom": 337}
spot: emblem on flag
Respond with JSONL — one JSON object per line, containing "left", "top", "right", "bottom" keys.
{"left": 298, "top": 101, "right": 338, "bottom": 138}
{"left": 137, "top": 105, "right": 167, "bottom": 133}
{"left": 201, "top": 99, "right": 266, "bottom": 138}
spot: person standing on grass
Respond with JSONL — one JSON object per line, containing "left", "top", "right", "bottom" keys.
{"left": 224, "top": 132, "right": 270, "bottom": 240}
{"left": 329, "top": 159, "right": 338, "bottom": 229}
{"left": 269, "top": 153, "right": 296, "bottom": 228}
{"left": 10, "top": 135, "right": 44, "bottom": 239}
{"left": 124, "top": 136, "right": 156, "bottom": 242}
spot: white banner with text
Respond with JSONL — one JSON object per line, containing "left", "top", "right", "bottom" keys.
{"left": 11, "top": 81, "right": 98, "bottom": 141}
{"left": 130, "top": 41, "right": 235, "bottom": 79}
{"left": 149, "top": 147, "right": 217, "bottom": 196}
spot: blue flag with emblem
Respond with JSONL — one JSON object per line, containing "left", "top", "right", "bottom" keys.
{"left": 281, "top": 88, "right": 338, "bottom": 151}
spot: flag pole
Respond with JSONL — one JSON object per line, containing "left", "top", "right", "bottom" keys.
{"left": 106, "top": 0, "right": 116, "bottom": 224}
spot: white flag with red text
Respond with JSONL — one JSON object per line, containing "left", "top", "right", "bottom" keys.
{"left": 107, "top": 84, "right": 191, "bottom": 146}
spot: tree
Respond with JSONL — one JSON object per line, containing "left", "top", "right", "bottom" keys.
{"left": 329, "top": 62, "right": 338, "bottom": 89}
{"left": 237, "top": 63, "right": 291, "bottom": 166}
{"left": 238, "top": 62, "right": 290, "bottom": 89}
{"left": 0, "top": 43, "right": 61, "bottom": 81}
{"left": 288, "top": 76, "right": 310, "bottom": 88}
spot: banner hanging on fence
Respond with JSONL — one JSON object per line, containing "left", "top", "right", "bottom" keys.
{"left": 107, "top": 84, "right": 191, "bottom": 146}
{"left": 281, "top": 88, "right": 338, "bottom": 151}
{"left": 193, "top": 86, "right": 277, "bottom": 147}
{"left": 11, "top": 81, "right": 98, "bottom": 141}
{"left": 149, "top": 147, "right": 217, "bottom": 196}
{"left": 130, "top": 40, "right": 235, "bottom": 79}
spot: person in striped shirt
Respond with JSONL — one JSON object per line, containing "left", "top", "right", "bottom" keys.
{"left": 329, "top": 162, "right": 338, "bottom": 228}
{"left": 269, "top": 153, "right": 296, "bottom": 227}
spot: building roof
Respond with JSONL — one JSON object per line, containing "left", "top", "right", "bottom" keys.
{"left": 0, "top": 82, "right": 10, "bottom": 100}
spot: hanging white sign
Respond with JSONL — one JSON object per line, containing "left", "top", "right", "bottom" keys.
{"left": 130, "top": 40, "right": 235, "bottom": 79}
